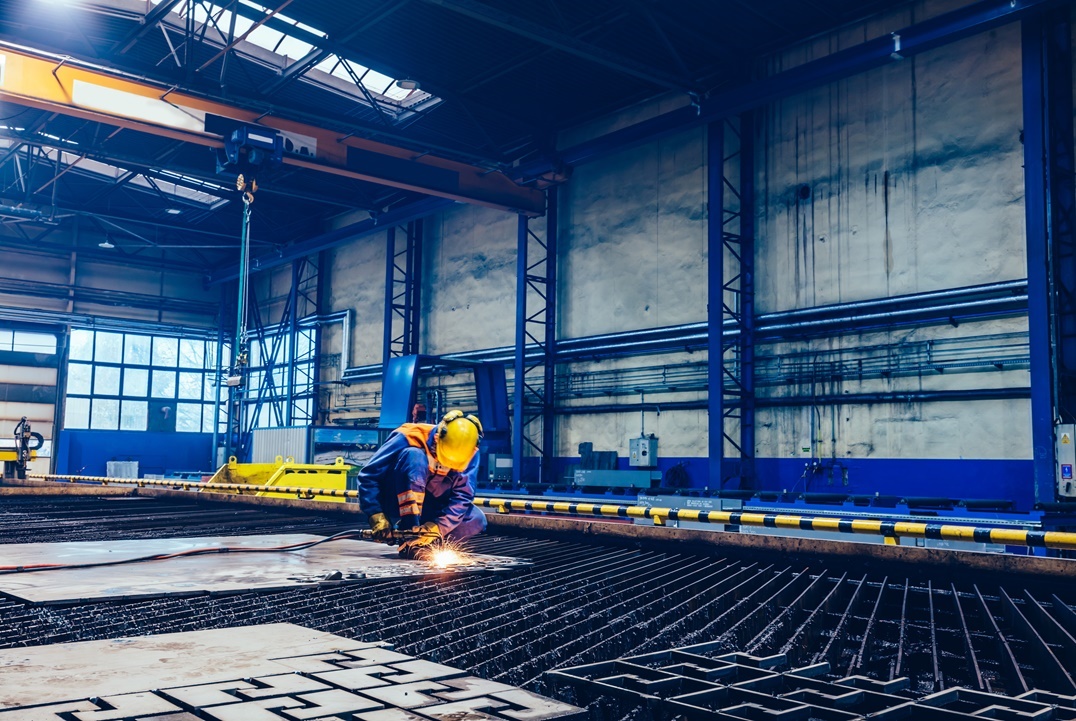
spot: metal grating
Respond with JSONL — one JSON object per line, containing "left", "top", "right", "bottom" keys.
{"left": 549, "top": 650, "right": 1076, "bottom": 720}
{"left": 0, "top": 496, "right": 1074, "bottom": 719}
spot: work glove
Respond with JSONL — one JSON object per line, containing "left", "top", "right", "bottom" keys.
{"left": 398, "top": 522, "right": 441, "bottom": 559}
{"left": 368, "top": 512, "right": 394, "bottom": 543}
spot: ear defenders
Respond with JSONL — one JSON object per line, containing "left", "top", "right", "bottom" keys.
{"left": 437, "top": 409, "right": 484, "bottom": 439}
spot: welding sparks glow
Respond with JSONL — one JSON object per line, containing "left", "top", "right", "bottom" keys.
{"left": 431, "top": 548, "right": 464, "bottom": 568}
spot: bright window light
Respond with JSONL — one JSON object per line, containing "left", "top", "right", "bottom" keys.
{"left": 272, "top": 34, "right": 314, "bottom": 60}
{"left": 35, "top": 144, "right": 228, "bottom": 208}
{"left": 363, "top": 70, "right": 395, "bottom": 95}
{"left": 144, "top": 0, "right": 439, "bottom": 124}
{"left": 245, "top": 23, "right": 285, "bottom": 53}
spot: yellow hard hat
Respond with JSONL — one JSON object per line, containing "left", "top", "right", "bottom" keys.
{"left": 434, "top": 410, "right": 483, "bottom": 471}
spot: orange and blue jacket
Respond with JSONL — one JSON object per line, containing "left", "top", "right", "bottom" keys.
{"left": 357, "top": 423, "right": 478, "bottom": 536}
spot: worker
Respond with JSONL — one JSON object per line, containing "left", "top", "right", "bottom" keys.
{"left": 359, "top": 409, "right": 487, "bottom": 558}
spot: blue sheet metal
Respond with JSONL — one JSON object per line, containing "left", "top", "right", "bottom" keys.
{"left": 379, "top": 354, "right": 420, "bottom": 429}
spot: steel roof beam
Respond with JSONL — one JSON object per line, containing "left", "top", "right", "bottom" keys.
{"left": 0, "top": 45, "right": 544, "bottom": 215}
{"left": 258, "top": 0, "right": 410, "bottom": 96}
{"left": 518, "top": 0, "right": 1063, "bottom": 177}
{"left": 196, "top": 0, "right": 295, "bottom": 73}
{"left": 197, "top": 0, "right": 541, "bottom": 160}
{"left": 260, "top": 46, "right": 331, "bottom": 96}
{"left": 418, "top": 0, "right": 697, "bottom": 93}
{"left": 208, "top": 195, "right": 453, "bottom": 284}
{"left": 115, "top": 0, "right": 184, "bottom": 54}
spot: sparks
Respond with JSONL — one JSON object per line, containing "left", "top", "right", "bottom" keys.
{"left": 430, "top": 548, "right": 464, "bottom": 568}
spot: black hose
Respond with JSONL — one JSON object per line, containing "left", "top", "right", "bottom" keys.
{"left": 0, "top": 528, "right": 416, "bottom": 575}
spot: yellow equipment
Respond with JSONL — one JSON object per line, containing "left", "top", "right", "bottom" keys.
{"left": 3, "top": 418, "right": 42, "bottom": 480}
{"left": 0, "top": 449, "right": 36, "bottom": 480}
{"left": 205, "top": 456, "right": 352, "bottom": 503}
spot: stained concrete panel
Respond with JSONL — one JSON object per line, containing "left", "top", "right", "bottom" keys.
{"left": 327, "top": 228, "right": 390, "bottom": 368}
{"left": 0, "top": 624, "right": 584, "bottom": 720}
{"left": 424, "top": 204, "right": 523, "bottom": 356}
{"left": 0, "top": 534, "right": 524, "bottom": 604}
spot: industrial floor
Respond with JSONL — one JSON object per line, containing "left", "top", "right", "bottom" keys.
{"left": 1, "top": 495, "right": 1075, "bottom": 719}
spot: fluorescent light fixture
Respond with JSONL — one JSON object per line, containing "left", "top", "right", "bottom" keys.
{"left": 165, "top": 208, "right": 182, "bottom": 215}
{"left": 98, "top": 238, "right": 115, "bottom": 249}
{"left": 395, "top": 78, "right": 420, "bottom": 90}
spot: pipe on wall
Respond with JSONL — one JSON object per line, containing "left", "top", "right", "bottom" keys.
{"left": 338, "top": 282, "right": 1029, "bottom": 382}
{"left": 552, "top": 387, "right": 1031, "bottom": 415}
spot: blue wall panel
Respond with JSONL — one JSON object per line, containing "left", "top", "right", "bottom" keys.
{"left": 750, "top": 458, "right": 1035, "bottom": 509}
{"left": 548, "top": 456, "right": 1034, "bottom": 509}
{"left": 56, "top": 431, "right": 213, "bottom": 477}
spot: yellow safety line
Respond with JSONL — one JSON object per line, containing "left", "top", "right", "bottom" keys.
{"left": 23, "top": 476, "right": 1076, "bottom": 551}
{"left": 27, "top": 473, "right": 359, "bottom": 500}
{"left": 471, "top": 497, "right": 1076, "bottom": 551}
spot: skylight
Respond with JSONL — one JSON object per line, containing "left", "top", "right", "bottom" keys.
{"left": 40, "top": 147, "right": 229, "bottom": 208}
{"left": 0, "top": 129, "right": 229, "bottom": 209}
{"left": 149, "top": 0, "right": 440, "bottom": 124}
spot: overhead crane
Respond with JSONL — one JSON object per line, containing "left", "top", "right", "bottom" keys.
{"left": 0, "top": 43, "right": 545, "bottom": 216}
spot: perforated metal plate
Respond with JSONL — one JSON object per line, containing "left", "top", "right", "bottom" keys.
{"left": 0, "top": 534, "right": 526, "bottom": 604}
{"left": 0, "top": 624, "right": 583, "bottom": 720}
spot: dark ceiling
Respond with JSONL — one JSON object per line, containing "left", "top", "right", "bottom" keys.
{"left": 0, "top": 0, "right": 912, "bottom": 271}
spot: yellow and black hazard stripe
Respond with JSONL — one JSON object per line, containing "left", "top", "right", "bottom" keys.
{"left": 27, "top": 474, "right": 362, "bottom": 500}
{"left": 24, "top": 477, "right": 1076, "bottom": 551}
{"left": 472, "top": 497, "right": 1076, "bottom": 551}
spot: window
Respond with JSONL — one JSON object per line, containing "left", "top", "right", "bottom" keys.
{"left": 13, "top": 331, "right": 58, "bottom": 354}
{"left": 63, "top": 329, "right": 223, "bottom": 434}
{"left": 34, "top": 147, "right": 228, "bottom": 210}
{"left": 242, "top": 327, "right": 317, "bottom": 429}
{"left": 145, "top": 0, "right": 440, "bottom": 124}
{"left": 0, "top": 330, "right": 57, "bottom": 354}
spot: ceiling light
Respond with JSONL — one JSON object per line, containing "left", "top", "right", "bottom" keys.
{"left": 98, "top": 239, "right": 114, "bottom": 249}
{"left": 395, "top": 78, "right": 420, "bottom": 90}
{"left": 165, "top": 208, "right": 182, "bottom": 215}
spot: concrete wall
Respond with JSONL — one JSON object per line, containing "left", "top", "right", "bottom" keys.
{"left": 319, "top": 0, "right": 1037, "bottom": 494}
{"left": 0, "top": 221, "right": 217, "bottom": 329}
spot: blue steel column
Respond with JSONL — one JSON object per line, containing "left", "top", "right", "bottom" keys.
{"left": 739, "top": 112, "right": 756, "bottom": 488}
{"left": 512, "top": 214, "right": 528, "bottom": 485}
{"left": 542, "top": 189, "right": 558, "bottom": 483}
{"left": 285, "top": 259, "right": 299, "bottom": 425}
{"left": 211, "top": 298, "right": 225, "bottom": 467}
{"left": 383, "top": 223, "right": 422, "bottom": 365}
{"left": 1023, "top": 9, "right": 1075, "bottom": 504}
{"left": 707, "top": 121, "right": 725, "bottom": 488}
{"left": 382, "top": 226, "right": 397, "bottom": 369}
{"left": 313, "top": 250, "right": 329, "bottom": 425}
{"left": 408, "top": 220, "right": 423, "bottom": 356}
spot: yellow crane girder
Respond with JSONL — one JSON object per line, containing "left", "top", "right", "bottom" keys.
{"left": 0, "top": 45, "right": 545, "bottom": 216}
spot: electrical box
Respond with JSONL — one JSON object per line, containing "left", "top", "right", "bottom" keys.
{"left": 487, "top": 453, "right": 513, "bottom": 483}
{"left": 1058, "top": 424, "right": 1076, "bottom": 498}
{"left": 311, "top": 428, "right": 380, "bottom": 467}
{"left": 629, "top": 435, "right": 658, "bottom": 468}
{"left": 106, "top": 461, "right": 139, "bottom": 479}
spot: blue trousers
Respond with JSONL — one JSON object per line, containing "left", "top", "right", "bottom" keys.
{"left": 379, "top": 489, "right": 487, "bottom": 542}
{"left": 435, "top": 504, "right": 487, "bottom": 542}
